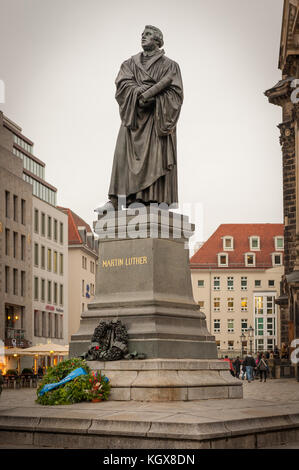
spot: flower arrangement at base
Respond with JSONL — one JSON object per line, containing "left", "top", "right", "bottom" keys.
{"left": 36, "top": 358, "right": 110, "bottom": 406}
{"left": 87, "top": 371, "right": 111, "bottom": 402}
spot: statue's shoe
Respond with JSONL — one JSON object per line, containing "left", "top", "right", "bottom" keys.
{"left": 94, "top": 201, "right": 116, "bottom": 214}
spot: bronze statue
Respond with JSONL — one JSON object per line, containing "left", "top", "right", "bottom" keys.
{"left": 97, "top": 25, "right": 183, "bottom": 212}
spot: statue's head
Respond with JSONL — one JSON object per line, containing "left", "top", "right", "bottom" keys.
{"left": 141, "top": 25, "right": 164, "bottom": 51}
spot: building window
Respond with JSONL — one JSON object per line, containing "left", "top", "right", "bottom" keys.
{"left": 21, "top": 199, "right": 26, "bottom": 224}
{"left": 275, "top": 236, "right": 284, "bottom": 251}
{"left": 214, "top": 319, "right": 221, "bottom": 333}
{"left": 227, "top": 319, "right": 234, "bottom": 333}
{"left": 268, "top": 280, "right": 275, "bottom": 287}
{"left": 41, "top": 279, "right": 45, "bottom": 301}
{"left": 5, "top": 228, "right": 10, "bottom": 256}
{"left": 255, "top": 296, "right": 263, "bottom": 315}
{"left": 41, "top": 246, "right": 45, "bottom": 269}
{"left": 216, "top": 341, "right": 220, "bottom": 350}
{"left": 5, "top": 190, "right": 10, "bottom": 218}
{"left": 13, "top": 195, "right": 18, "bottom": 222}
{"left": 241, "top": 276, "right": 247, "bottom": 290}
{"left": 60, "top": 254, "right": 63, "bottom": 275}
{"left": 34, "top": 209, "right": 39, "bottom": 233}
{"left": 34, "top": 310, "right": 39, "bottom": 337}
{"left": 198, "top": 300, "right": 204, "bottom": 309}
{"left": 42, "top": 312, "right": 46, "bottom": 337}
{"left": 223, "top": 236, "right": 234, "bottom": 251}
{"left": 34, "top": 277, "right": 39, "bottom": 300}
{"left": 272, "top": 253, "right": 282, "bottom": 266}
{"left": 21, "top": 235, "right": 25, "bottom": 260}
{"left": 47, "top": 280, "right": 52, "bottom": 303}
{"left": 90, "top": 261, "right": 95, "bottom": 273}
{"left": 21, "top": 271, "right": 25, "bottom": 297}
{"left": 249, "top": 236, "right": 260, "bottom": 250}
{"left": 228, "top": 340, "right": 234, "bottom": 351}
{"left": 197, "top": 280, "right": 204, "bottom": 287}
{"left": 54, "top": 219, "right": 58, "bottom": 241}
{"left": 213, "top": 276, "right": 220, "bottom": 290}
{"left": 227, "top": 276, "right": 234, "bottom": 290}
{"left": 227, "top": 298, "right": 234, "bottom": 312}
{"left": 55, "top": 314, "right": 59, "bottom": 338}
{"left": 54, "top": 282, "right": 58, "bottom": 304}
{"left": 41, "top": 213, "right": 45, "bottom": 236}
{"left": 241, "top": 297, "right": 248, "bottom": 311}
{"left": 60, "top": 222, "right": 63, "bottom": 244}
{"left": 13, "top": 268, "right": 18, "bottom": 295}
{"left": 48, "top": 312, "right": 52, "bottom": 338}
{"left": 34, "top": 243, "right": 39, "bottom": 266}
{"left": 5, "top": 266, "right": 9, "bottom": 293}
{"left": 47, "top": 216, "right": 52, "bottom": 239}
{"left": 82, "top": 280, "right": 85, "bottom": 297}
{"left": 54, "top": 251, "right": 58, "bottom": 273}
{"left": 218, "top": 253, "right": 228, "bottom": 267}
{"left": 245, "top": 253, "right": 255, "bottom": 267}
{"left": 213, "top": 298, "right": 220, "bottom": 311}
{"left": 47, "top": 249, "right": 52, "bottom": 271}
{"left": 255, "top": 280, "right": 261, "bottom": 287}
{"left": 59, "top": 284, "right": 64, "bottom": 306}
{"left": 267, "top": 296, "right": 275, "bottom": 314}
{"left": 255, "top": 317, "right": 264, "bottom": 336}
{"left": 241, "top": 318, "right": 248, "bottom": 332}
{"left": 13, "top": 232, "right": 18, "bottom": 258}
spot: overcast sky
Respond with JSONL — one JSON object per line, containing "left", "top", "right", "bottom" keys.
{"left": 0, "top": 0, "right": 284, "bottom": 245}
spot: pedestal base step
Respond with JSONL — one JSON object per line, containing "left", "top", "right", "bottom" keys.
{"left": 88, "top": 358, "right": 243, "bottom": 401}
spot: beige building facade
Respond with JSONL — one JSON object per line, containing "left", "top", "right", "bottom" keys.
{"left": 58, "top": 208, "right": 98, "bottom": 342}
{"left": 32, "top": 197, "right": 68, "bottom": 347}
{"left": 191, "top": 224, "right": 284, "bottom": 357}
{"left": 0, "top": 112, "right": 33, "bottom": 373}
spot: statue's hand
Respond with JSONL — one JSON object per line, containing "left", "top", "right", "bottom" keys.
{"left": 139, "top": 96, "right": 155, "bottom": 108}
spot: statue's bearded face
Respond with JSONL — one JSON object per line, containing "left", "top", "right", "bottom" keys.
{"left": 141, "top": 28, "right": 158, "bottom": 51}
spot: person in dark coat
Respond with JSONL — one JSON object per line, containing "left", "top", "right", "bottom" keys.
{"left": 257, "top": 354, "right": 269, "bottom": 382}
{"left": 242, "top": 353, "right": 256, "bottom": 383}
{"left": 233, "top": 356, "right": 241, "bottom": 379}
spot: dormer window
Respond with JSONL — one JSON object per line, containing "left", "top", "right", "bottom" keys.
{"left": 223, "top": 236, "right": 234, "bottom": 251}
{"left": 245, "top": 253, "right": 256, "bottom": 267}
{"left": 272, "top": 253, "right": 282, "bottom": 266}
{"left": 274, "top": 236, "right": 284, "bottom": 251}
{"left": 249, "top": 236, "right": 260, "bottom": 251}
{"left": 218, "top": 253, "right": 228, "bottom": 267}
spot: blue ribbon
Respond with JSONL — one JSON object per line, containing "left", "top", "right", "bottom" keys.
{"left": 39, "top": 367, "right": 88, "bottom": 396}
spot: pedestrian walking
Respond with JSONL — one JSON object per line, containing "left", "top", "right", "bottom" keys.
{"left": 257, "top": 354, "right": 269, "bottom": 382}
{"left": 242, "top": 353, "right": 256, "bottom": 383}
{"left": 233, "top": 356, "right": 241, "bottom": 379}
{"left": 223, "top": 356, "right": 235, "bottom": 377}
{"left": 241, "top": 359, "right": 246, "bottom": 380}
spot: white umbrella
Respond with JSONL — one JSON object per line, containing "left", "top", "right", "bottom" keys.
{"left": 21, "top": 343, "right": 69, "bottom": 355}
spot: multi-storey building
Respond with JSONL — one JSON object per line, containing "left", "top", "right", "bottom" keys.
{"left": 265, "top": 0, "right": 299, "bottom": 348}
{"left": 0, "top": 112, "right": 33, "bottom": 373}
{"left": 190, "top": 224, "right": 284, "bottom": 357}
{"left": 1, "top": 112, "right": 69, "bottom": 371}
{"left": 58, "top": 207, "right": 98, "bottom": 342}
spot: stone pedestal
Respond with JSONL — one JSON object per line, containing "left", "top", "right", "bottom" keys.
{"left": 69, "top": 206, "right": 242, "bottom": 400}
{"left": 70, "top": 207, "right": 217, "bottom": 359}
{"left": 89, "top": 358, "right": 243, "bottom": 401}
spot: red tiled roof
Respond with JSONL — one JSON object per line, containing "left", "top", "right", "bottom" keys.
{"left": 57, "top": 206, "right": 92, "bottom": 245}
{"left": 190, "top": 224, "right": 284, "bottom": 270}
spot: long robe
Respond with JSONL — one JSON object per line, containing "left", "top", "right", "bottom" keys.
{"left": 108, "top": 49, "right": 183, "bottom": 206}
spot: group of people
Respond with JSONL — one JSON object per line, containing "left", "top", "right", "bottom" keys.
{"left": 223, "top": 350, "right": 279, "bottom": 383}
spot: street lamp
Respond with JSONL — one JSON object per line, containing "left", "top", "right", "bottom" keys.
{"left": 240, "top": 333, "right": 246, "bottom": 358}
{"left": 247, "top": 326, "right": 254, "bottom": 354}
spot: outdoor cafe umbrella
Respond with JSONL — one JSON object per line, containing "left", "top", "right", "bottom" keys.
{"left": 21, "top": 343, "right": 69, "bottom": 355}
